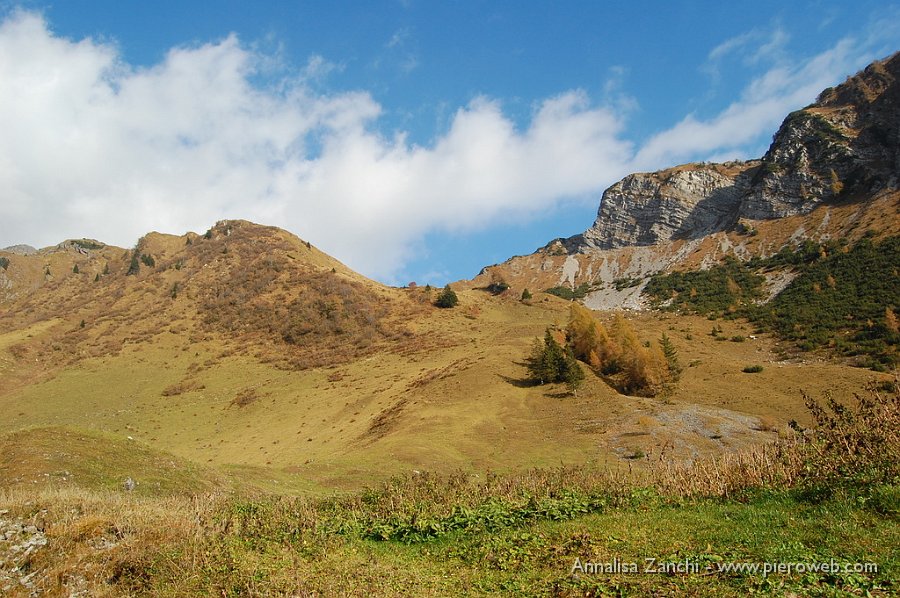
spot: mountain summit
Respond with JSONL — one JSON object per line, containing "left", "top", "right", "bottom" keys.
{"left": 578, "top": 51, "right": 899, "bottom": 252}
{"left": 474, "top": 52, "right": 900, "bottom": 304}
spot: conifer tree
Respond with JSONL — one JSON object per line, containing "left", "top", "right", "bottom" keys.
{"left": 435, "top": 285, "right": 459, "bottom": 308}
{"left": 659, "top": 333, "right": 682, "bottom": 380}
{"left": 561, "top": 346, "right": 585, "bottom": 395}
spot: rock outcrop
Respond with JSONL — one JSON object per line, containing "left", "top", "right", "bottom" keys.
{"left": 573, "top": 51, "right": 900, "bottom": 251}
{"left": 577, "top": 163, "right": 755, "bottom": 250}
{"left": 471, "top": 53, "right": 900, "bottom": 301}
{"left": 0, "top": 245, "right": 36, "bottom": 256}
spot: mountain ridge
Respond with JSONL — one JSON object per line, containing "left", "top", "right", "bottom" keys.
{"left": 471, "top": 51, "right": 900, "bottom": 304}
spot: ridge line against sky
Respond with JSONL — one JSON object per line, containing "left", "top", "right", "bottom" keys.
{"left": 0, "top": 2, "right": 897, "bottom": 285}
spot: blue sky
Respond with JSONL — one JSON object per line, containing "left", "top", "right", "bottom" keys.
{"left": 0, "top": 1, "right": 897, "bottom": 284}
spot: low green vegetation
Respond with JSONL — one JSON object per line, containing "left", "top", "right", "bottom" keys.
{"left": 643, "top": 255, "right": 765, "bottom": 315}
{"left": 751, "top": 236, "right": 900, "bottom": 370}
{"left": 612, "top": 276, "right": 642, "bottom": 291}
{"left": 72, "top": 239, "right": 105, "bottom": 251}
{"left": 4, "top": 381, "right": 897, "bottom": 596}
{"left": 484, "top": 278, "right": 510, "bottom": 295}
{"left": 0, "top": 256, "right": 9, "bottom": 270}
{"left": 435, "top": 284, "right": 459, "bottom": 308}
{"left": 644, "top": 235, "right": 900, "bottom": 369}
{"left": 545, "top": 282, "right": 591, "bottom": 300}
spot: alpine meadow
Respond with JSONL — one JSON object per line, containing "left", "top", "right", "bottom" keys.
{"left": 1, "top": 6, "right": 899, "bottom": 597}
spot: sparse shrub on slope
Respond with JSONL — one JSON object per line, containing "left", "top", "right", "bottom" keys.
{"left": 528, "top": 304, "right": 673, "bottom": 397}
{"left": 544, "top": 282, "right": 591, "bottom": 300}
{"left": 198, "top": 252, "right": 394, "bottom": 368}
{"left": 434, "top": 285, "right": 459, "bottom": 308}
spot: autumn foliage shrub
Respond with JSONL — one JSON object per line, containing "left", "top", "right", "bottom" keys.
{"left": 565, "top": 304, "right": 673, "bottom": 396}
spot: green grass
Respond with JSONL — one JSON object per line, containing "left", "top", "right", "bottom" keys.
{"left": 545, "top": 283, "right": 592, "bottom": 300}
{"left": 425, "top": 487, "right": 898, "bottom": 596}
{"left": 8, "top": 481, "right": 893, "bottom": 596}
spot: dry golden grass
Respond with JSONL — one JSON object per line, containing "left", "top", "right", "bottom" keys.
{"left": 0, "top": 218, "right": 890, "bottom": 497}
{"left": 0, "top": 376, "right": 896, "bottom": 596}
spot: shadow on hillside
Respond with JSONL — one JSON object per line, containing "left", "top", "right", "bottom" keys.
{"left": 498, "top": 370, "right": 575, "bottom": 398}
{"left": 497, "top": 369, "right": 537, "bottom": 388}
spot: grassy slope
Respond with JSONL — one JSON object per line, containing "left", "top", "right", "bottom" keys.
{"left": 0, "top": 220, "right": 896, "bottom": 595}
{"left": 0, "top": 288, "right": 882, "bottom": 494}
{"left": 0, "top": 427, "right": 228, "bottom": 497}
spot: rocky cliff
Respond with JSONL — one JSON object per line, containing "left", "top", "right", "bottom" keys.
{"left": 471, "top": 52, "right": 900, "bottom": 304}
{"left": 575, "top": 162, "right": 756, "bottom": 250}
{"left": 574, "top": 51, "right": 900, "bottom": 251}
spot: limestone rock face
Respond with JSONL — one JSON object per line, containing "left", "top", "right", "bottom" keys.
{"left": 472, "top": 53, "right": 900, "bottom": 302}
{"left": 740, "top": 110, "right": 857, "bottom": 219}
{"left": 0, "top": 244, "right": 36, "bottom": 256}
{"left": 580, "top": 165, "right": 751, "bottom": 250}
{"left": 573, "top": 51, "right": 900, "bottom": 251}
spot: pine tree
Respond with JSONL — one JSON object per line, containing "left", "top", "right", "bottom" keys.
{"left": 126, "top": 252, "right": 140, "bottom": 276}
{"left": 435, "top": 285, "right": 459, "bottom": 308}
{"left": 72, "top": 264, "right": 79, "bottom": 274}
{"left": 659, "top": 333, "right": 682, "bottom": 380}
{"left": 527, "top": 330, "right": 560, "bottom": 384}
{"left": 561, "top": 346, "right": 585, "bottom": 395}
{"left": 521, "top": 288, "right": 532, "bottom": 301}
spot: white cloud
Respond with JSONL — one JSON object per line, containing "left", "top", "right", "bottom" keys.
{"left": 633, "top": 34, "right": 883, "bottom": 170}
{"left": 386, "top": 28, "right": 410, "bottom": 49}
{"left": 0, "top": 11, "right": 629, "bottom": 281}
{"left": 0, "top": 10, "right": 893, "bottom": 282}
{"left": 707, "top": 27, "right": 789, "bottom": 67}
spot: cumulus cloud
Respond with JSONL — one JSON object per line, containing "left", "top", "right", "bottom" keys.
{"left": 633, "top": 31, "right": 888, "bottom": 171}
{"left": 0, "top": 10, "right": 631, "bottom": 280}
{"left": 0, "top": 10, "right": 892, "bottom": 282}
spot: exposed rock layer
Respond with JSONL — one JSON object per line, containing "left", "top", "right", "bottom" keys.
{"left": 471, "top": 53, "right": 900, "bottom": 301}
{"left": 574, "top": 51, "right": 900, "bottom": 251}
